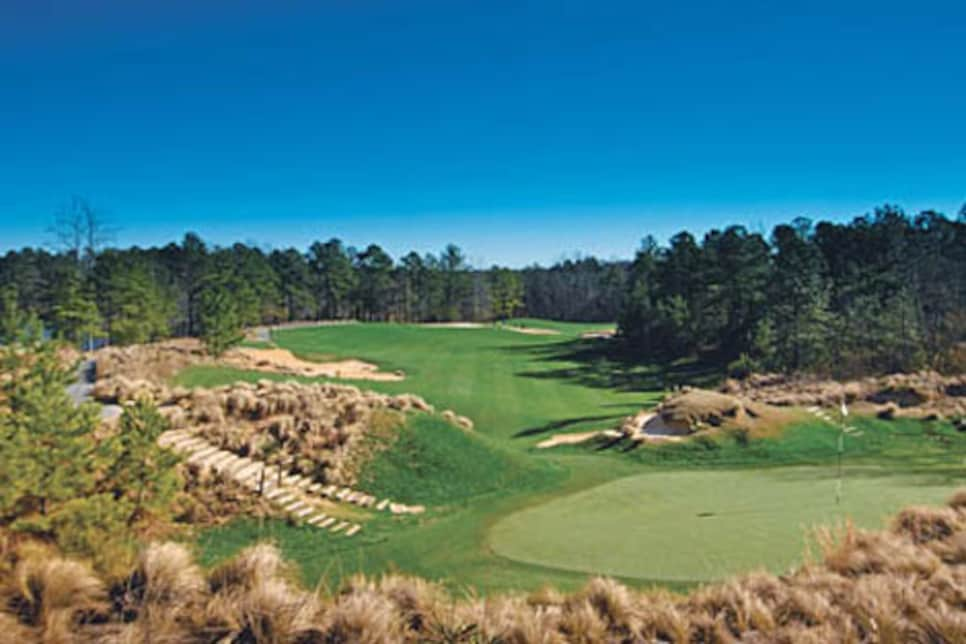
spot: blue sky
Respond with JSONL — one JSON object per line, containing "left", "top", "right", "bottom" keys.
{"left": 1, "top": 1, "right": 963, "bottom": 266}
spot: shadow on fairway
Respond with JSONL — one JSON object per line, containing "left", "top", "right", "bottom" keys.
{"left": 500, "top": 337, "right": 722, "bottom": 392}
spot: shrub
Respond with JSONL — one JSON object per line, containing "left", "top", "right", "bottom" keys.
{"left": 727, "top": 353, "right": 758, "bottom": 380}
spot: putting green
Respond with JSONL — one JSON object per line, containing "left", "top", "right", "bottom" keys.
{"left": 488, "top": 467, "right": 958, "bottom": 582}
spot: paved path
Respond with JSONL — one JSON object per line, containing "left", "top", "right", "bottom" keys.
{"left": 68, "top": 358, "right": 123, "bottom": 420}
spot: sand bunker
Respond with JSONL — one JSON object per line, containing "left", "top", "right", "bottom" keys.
{"left": 618, "top": 388, "right": 797, "bottom": 444}
{"left": 535, "top": 430, "right": 622, "bottom": 449}
{"left": 420, "top": 322, "right": 560, "bottom": 335}
{"left": 93, "top": 339, "right": 402, "bottom": 383}
{"left": 504, "top": 326, "right": 560, "bottom": 336}
{"left": 226, "top": 347, "right": 404, "bottom": 382}
{"left": 620, "top": 411, "right": 689, "bottom": 442}
{"left": 580, "top": 329, "right": 616, "bottom": 340}
{"left": 420, "top": 322, "right": 486, "bottom": 329}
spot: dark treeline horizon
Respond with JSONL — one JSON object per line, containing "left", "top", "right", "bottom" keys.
{"left": 1, "top": 201, "right": 964, "bottom": 378}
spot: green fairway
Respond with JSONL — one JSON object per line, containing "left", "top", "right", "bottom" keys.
{"left": 489, "top": 467, "right": 960, "bottom": 582}
{"left": 254, "top": 322, "right": 663, "bottom": 446}
{"left": 179, "top": 322, "right": 966, "bottom": 593}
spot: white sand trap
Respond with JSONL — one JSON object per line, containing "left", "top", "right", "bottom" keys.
{"left": 421, "top": 321, "right": 560, "bottom": 336}
{"left": 581, "top": 329, "right": 616, "bottom": 340}
{"left": 226, "top": 347, "right": 404, "bottom": 381}
{"left": 624, "top": 412, "right": 690, "bottom": 442}
{"left": 503, "top": 326, "right": 560, "bottom": 336}
{"left": 536, "top": 431, "right": 601, "bottom": 449}
{"left": 420, "top": 322, "right": 486, "bottom": 329}
{"left": 536, "top": 429, "right": 622, "bottom": 449}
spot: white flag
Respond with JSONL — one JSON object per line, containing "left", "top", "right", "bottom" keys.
{"left": 840, "top": 401, "right": 849, "bottom": 417}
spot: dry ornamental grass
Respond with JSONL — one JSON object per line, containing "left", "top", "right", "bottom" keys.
{"left": 2, "top": 492, "right": 966, "bottom": 642}
{"left": 722, "top": 371, "right": 966, "bottom": 421}
{"left": 92, "top": 376, "right": 454, "bottom": 487}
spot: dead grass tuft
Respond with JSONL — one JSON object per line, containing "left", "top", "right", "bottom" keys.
{"left": 3, "top": 491, "right": 966, "bottom": 642}
{"left": 0, "top": 555, "right": 106, "bottom": 643}
{"left": 95, "top": 376, "right": 443, "bottom": 487}
{"left": 725, "top": 370, "right": 966, "bottom": 421}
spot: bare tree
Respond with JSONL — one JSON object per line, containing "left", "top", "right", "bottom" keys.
{"left": 48, "top": 196, "right": 115, "bottom": 270}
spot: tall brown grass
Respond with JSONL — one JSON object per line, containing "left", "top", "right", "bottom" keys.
{"left": 3, "top": 492, "right": 966, "bottom": 642}
{"left": 95, "top": 376, "right": 441, "bottom": 486}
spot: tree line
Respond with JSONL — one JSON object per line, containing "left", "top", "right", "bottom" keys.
{"left": 619, "top": 205, "right": 966, "bottom": 377}
{"left": 1, "top": 199, "right": 963, "bottom": 376}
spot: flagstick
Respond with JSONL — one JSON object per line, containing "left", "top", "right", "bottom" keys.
{"left": 836, "top": 397, "right": 849, "bottom": 505}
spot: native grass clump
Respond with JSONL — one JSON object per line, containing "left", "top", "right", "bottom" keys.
{"left": 91, "top": 375, "right": 451, "bottom": 486}
{"left": 722, "top": 370, "right": 966, "bottom": 421}
{"left": 94, "top": 338, "right": 207, "bottom": 382}
{"left": 2, "top": 492, "right": 966, "bottom": 642}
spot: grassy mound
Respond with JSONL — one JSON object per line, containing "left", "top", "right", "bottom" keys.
{"left": 357, "top": 415, "right": 539, "bottom": 506}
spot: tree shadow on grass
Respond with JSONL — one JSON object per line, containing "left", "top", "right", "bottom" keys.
{"left": 501, "top": 337, "right": 723, "bottom": 393}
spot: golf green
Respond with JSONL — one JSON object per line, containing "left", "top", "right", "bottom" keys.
{"left": 488, "top": 467, "right": 958, "bottom": 582}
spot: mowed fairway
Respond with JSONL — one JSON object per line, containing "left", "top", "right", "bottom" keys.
{"left": 489, "top": 467, "right": 958, "bottom": 582}
{"left": 268, "top": 320, "right": 653, "bottom": 447}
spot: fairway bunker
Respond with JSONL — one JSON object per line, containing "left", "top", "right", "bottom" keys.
{"left": 419, "top": 321, "right": 561, "bottom": 335}
{"left": 230, "top": 346, "right": 404, "bottom": 381}
{"left": 94, "top": 339, "right": 403, "bottom": 383}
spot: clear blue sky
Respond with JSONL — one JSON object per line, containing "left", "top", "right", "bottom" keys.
{"left": 1, "top": 1, "right": 963, "bottom": 266}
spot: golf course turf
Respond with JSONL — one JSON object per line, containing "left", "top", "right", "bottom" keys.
{"left": 176, "top": 321, "right": 966, "bottom": 593}
{"left": 489, "top": 466, "right": 959, "bottom": 582}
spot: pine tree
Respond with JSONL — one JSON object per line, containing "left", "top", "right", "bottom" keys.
{"left": 769, "top": 224, "right": 833, "bottom": 371}
{"left": 106, "top": 264, "right": 172, "bottom": 345}
{"left": 0, "top": 334, "right": 98, "bottom": 521}
{"left": 488, "top": 268, "right": 524, "bottom": 321}
{"left": 51, "top": 271, "right": 104, "bottom": 349}
{"left": 0, "top": 286, "right": 32, "bottom": 343}
{"left": 101, "top": 399, "right": 181, "bottom": 525}
{"left": 198, "top": 285, "right": 244, "bottom": 357}
{"left": 309, "top": 238, "right": 357, "bottom": 319}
